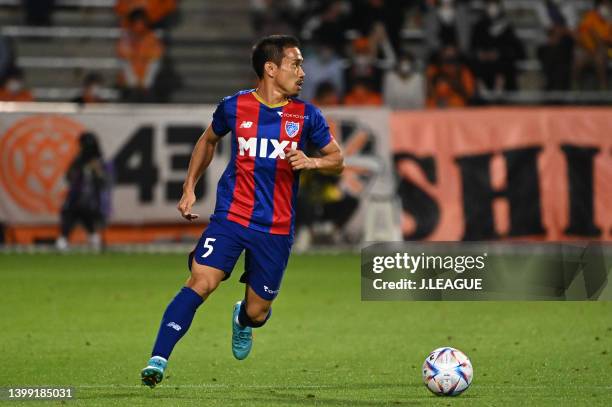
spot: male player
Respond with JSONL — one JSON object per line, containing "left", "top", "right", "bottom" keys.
{"left": 141, "top": 35, "right": 344, "bottom": 387}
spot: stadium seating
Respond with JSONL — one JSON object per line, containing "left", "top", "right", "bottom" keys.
{"left": 0, "top": 0, "right": 254, "bottom": 103}
{"left": 0, "top": 0, "right": 610, "bottom": 104}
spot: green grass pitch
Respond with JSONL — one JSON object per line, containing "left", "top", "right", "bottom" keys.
{"left": 1, "top": 253, "right": 611, "bottom": 406}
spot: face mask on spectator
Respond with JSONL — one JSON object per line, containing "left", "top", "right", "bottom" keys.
{"left": 355, "top": 55, "right": 372, "bottom": 67}
{"left": 486, "top": 4, "right": 501, "bottom": 19}
{"left": 89, "top": 85, "right": 102, "bottom": 97}
{"left": 398, "top": 61, "right": 412, "bottom": 76}
{"left": 6, "top": 79, "right": 22, "bottom": 93}
{"left": 438, "top": 7, "right": 455, "bottom": 24}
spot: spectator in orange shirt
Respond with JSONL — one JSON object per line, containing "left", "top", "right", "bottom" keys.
{"left": 426, "top": 44, "right": 475, "bottom": 108}
{"left": 343, "top": 79, "right": 383, "bottom": 106}
{"left": 115, "top": 0, "right": 177, "bottom": 28}
{"left": 574, "top": 0, "right": 612, "bottom": 89}
{"left": 0, "top": 68, "right": 34, "bottom": 102}
{"left": 117, "top": 8, "right": 164, "bottom": 102}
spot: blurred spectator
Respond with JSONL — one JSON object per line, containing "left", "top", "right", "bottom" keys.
{"left": 344, "top": 78, "right": 383, "bottom": 106}
{"left": 251, "top": 0, "right": 305, "bottom": 38}
{"left": 344, "top": 31, "right": 395, "bottom": 93}
{"left": 350, "top": 0, "right": 408, "bottom": 54}
{"left": 301, "top": 43, "right": 346, "bottom": 101}
{"left": 0, "top": 68, "right": 34, "bottom": 102}
{"left": 383, "top": 52, "right": 425, "bottom": 109}
{"left": 470, "top": 0, "right": 525, "bottom": 95}
{"left": 117, "top": 8, "right": 164, "bottom": 102}
{"left": 423, "top": 0, "right": 471, "bottom": 57}
{"left": 56, "top": 132, "right": 109, "bottom": 253}
{"left": 73, "top": 73, "right": 106, "bottom": 105}
{"left": 312, "top": 81, "right": 341, "bottom": 106}
{"left": 426, "top": 44, "right": 475, "bottom": 108}
{"left": 115, "top": 0, "right": 177, "bottom": 28}
{"left": 535, "top": 0, "right": 577, "bottom": 91}
{"left": 22, "top": 0, "right": 55, "bottom": 26}
{"left": 345, "top": 37, "right": 380, "bottom": 89}
{"left": 0, "top": 34, "right": 15, "bottom": 84}
{"left": 574, "top": 0, "right": 612, "bottom": 90}
{"left": 300, "top": 0, "right": 350, "bottom": 54}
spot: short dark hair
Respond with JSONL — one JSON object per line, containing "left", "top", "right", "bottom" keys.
{"left": 251, "top": 35, "right": 301, "bottom": 79}
{"left": 84, "top": 72, "right": 102, "bottom": 86}
{"left": 128, "top": 7, "right": 149, "bottom": 24}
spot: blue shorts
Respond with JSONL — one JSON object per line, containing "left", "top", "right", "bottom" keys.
{"left": 188, "top": 217, "right": 293, "bottom": 300}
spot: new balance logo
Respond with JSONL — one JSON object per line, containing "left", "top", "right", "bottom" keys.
{"left": 238, "top": 137, "right": 298, "bottom": 159}
{"left": 239, "top": 121, "right": 253, "bottom": 129}
{"left": 166, "top": 322, "right": 182, "bottom": 331}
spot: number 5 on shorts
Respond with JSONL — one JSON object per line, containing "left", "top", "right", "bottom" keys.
{"left": 202, "top": 238, "right": 216, "bottom": 258}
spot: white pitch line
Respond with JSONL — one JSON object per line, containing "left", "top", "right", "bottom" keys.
{"left": 78, "top": 384, "right": 336, "bottom": 389}
{"left": 75, "top": 384, "right": 612, "bottom": 390}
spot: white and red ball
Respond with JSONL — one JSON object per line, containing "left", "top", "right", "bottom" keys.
{"left": 422, "top": 347, "right": 473, "bottom": 396}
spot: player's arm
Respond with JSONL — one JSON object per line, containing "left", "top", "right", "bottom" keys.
{"left": 286, "top": 138, "right": 344, "bottom": 175}
{"left": 177, "top": 125, "right": 221, "bottom": 220}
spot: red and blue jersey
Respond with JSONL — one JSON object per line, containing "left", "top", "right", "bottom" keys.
{"left": 210, "top": 89, "right": 332, "bottom": 236}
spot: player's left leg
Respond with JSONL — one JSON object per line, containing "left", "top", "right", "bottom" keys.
{"left": 232, "top": 286, "right": 273, "bottom": 360}
{"left": 231, "top": 229, "right": 292, "bottom": 360}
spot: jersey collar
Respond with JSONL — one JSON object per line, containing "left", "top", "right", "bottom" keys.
{"left": 252, "top": 90, "right": 289, "bottom": 108}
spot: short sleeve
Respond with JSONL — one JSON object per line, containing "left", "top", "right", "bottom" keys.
{"left": 211, "top": 98, "right": 231, "bottom": 136}
{"left": 308, "top": 106, "right": 332, "bottom": 150}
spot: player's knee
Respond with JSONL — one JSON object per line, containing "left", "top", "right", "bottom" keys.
{"left": 187, "top": 273, "right": 218, "bottom": 298}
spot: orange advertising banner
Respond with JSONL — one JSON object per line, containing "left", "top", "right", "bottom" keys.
{"left": 391, "top": 108, "right": 612, "bottom": 241}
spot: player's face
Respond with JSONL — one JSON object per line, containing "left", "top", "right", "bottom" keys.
{"left": 276, "top": 47, "right": 305, "bottom": 97}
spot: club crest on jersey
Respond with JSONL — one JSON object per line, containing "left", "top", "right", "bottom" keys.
{"left": 285, "top": 121, "right": 300, "bottom": 138}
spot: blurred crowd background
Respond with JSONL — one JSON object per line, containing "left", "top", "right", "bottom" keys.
{"left": 0, "top": 0, "right": 611, "bottom": 250}
{"left": 0, "top": 0, "right": 610, "bottom": 107}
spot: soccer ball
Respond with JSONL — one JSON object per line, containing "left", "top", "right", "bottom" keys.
{"left": 422, "top": 347, "right": 473, "bottom": 396}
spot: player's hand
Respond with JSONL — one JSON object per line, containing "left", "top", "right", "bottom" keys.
{"left": 286, "top": 149, "right": 316, "bottom": 171}
{"left": 177, "top": 190, "right": 199, "bottom": 221}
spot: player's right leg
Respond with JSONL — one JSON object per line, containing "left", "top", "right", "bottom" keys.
{"left": 141, "top": 263, "right": 225, "bottom": 388}
{"left": 141, "top": 217, "right": 243, "bottom": 388}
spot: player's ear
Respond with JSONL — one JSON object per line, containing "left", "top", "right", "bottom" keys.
{"left": 264, "top": 61, "right": 277, "bottom": 78}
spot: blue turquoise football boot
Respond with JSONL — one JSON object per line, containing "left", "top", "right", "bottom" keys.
{"left": 141, "top": 356, "right": 167, "bottom": 388}
{"left": 232, "top": 301, "right": 253, "bottom": 360}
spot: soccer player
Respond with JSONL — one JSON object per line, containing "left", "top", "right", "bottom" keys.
{"left": 141, "top": 35, "right": 344, "bottom": 388}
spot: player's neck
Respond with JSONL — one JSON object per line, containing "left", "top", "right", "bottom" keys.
{"left": 254, "top": 85, "right": 289, "bottom": 108}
